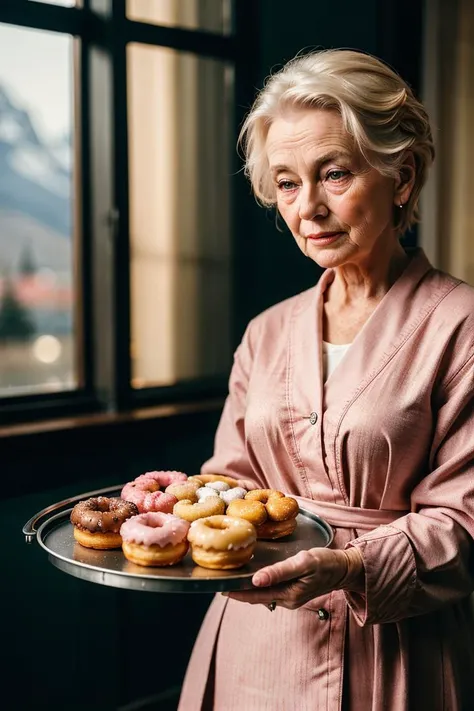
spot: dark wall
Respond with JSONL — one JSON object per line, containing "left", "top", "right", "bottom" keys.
{"left": 7, "top": 2, "right": 424, "bottom": 710}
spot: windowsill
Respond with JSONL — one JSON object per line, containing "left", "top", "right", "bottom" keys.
{"left": 0, "top": 397, "right": 225, "bottom": 439}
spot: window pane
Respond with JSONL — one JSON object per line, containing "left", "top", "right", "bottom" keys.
{"left": 0, "top": 24, "right": 79, "bottom": 397}
{"left": 128, "top": 44, "right": 233, "bottom": 388}
{"left": 127, "top": 0, "right": 233, "bottom": 35}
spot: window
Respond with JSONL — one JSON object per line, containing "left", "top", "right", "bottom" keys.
{"left": 0, "top": 23, "right": 79, "bottom": 397}
{"left": 0, "top": 0, "right": 256, "bottom": 422}
{"left": 127, "top": 0, "right": 232, "bottom": 35}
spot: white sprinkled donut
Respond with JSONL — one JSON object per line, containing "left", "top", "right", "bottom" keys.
{"left": 220, "top": 486, "right": 247, "bottom": 505}
{"left": 196, "top": 486, "right": 220, "bottom": 501}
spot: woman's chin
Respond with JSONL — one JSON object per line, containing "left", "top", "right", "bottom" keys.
{"left": 304, "top": 241, "right": 353, "bottom": 269}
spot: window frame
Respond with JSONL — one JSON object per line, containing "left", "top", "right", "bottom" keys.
{"left": 0, "top": 0, "right": 259, "bottom": 424}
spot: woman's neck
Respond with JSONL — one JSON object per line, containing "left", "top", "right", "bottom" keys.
{"left": 327, "top": 243, "right": 410, "bottom": 307}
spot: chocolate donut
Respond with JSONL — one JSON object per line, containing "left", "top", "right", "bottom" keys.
{"left": 70, "top": 496, "right": 139, "bottom": 549}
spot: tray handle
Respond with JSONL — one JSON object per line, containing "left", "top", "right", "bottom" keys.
{"left": 23, "top": 483, "right": 123, "bottom": 543}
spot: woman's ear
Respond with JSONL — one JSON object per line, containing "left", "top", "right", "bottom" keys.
{"left": 394, "top": 151, "right": 416, "bottom": 207}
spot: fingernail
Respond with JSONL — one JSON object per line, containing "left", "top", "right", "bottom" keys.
{"left": 253, "top": 573, "right": 270, "bottom": 587}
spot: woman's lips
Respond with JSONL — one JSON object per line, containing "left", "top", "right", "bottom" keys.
{"left": 306, "top": 232, "right": 344, "bottom": 245}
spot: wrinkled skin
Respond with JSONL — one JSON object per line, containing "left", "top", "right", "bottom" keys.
{"left": 226, "top": 546, "right": 363, "bottom": 610}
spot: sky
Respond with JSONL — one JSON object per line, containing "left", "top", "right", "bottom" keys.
{"left": 0, "top": 17, "right": 74, "bottom": 143}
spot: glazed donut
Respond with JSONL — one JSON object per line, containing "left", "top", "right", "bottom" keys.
{"left": 240, "top": 489, "right": 299, "bottom": 539}
{"left": 120, "top": 512, "right": 190, "bottom": 567}
{"left": 165, "top": 479, "right": 202, "bottom": 503}
{"left": 256, "top": 517, "right": 297, "bottom": 539}
{"left": 226, "top": 498, "right": 268, "bottom": 526}
{"left": 187, "top": 515, "right": 257, "bottom": 569}
{"left": 121, "top": 476, "right": 178, "bottom": 514}
{"left": 173, "top": 496, "right": 225, "bottom": 522}
{"left": 186, "top": 476, "right": 204, "bottom": 488}
{"left": 70, "top": 496, "right": 138, "bottom": 549}
{"left": 246, "top": 489, "right": 299, "bottom": 521}
{"left": 189, "top": 474, "right": 239, "bottom": 489}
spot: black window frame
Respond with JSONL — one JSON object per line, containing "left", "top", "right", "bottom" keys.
{"left": 0, "top": 0, "right": 259, "bottom": 424}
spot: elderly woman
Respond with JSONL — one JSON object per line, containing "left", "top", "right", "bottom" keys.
{"left": 178, "top": 49, "right": 474, "bottom": 710}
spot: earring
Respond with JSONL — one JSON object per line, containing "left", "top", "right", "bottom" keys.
{"left": 399, "top": 203, "right": 404, "bottom": 208}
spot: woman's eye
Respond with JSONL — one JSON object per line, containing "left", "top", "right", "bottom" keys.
{"left": 277, "top": 180, "right": 297, "bottom": 191}
{"left": 325, "top": 170, "right": 348, "bottom": 181}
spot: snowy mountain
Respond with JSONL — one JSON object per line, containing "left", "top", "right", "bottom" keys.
{"left": 0, "top": 84, "right": 72, "bottom": 274}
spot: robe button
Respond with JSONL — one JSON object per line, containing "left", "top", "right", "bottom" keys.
{"left": 309, "top": 412, "right": 318, "bottom": 425}
{"left": 317, "top": 608, "right": 329, "bottom": 620}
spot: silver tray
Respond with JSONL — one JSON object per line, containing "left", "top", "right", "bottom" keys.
{"left": 23, "top": 485, "right": 333, "bottom": 593}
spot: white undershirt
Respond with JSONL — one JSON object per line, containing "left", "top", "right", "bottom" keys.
{"left": 322, "top": 341, "right": 351, "bottom": 381}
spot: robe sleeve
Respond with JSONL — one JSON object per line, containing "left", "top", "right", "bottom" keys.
{"left": 200, "top": 323, "right": 266, "bottom": 490}
{"left": 344, "top": 352, "right": 474, "bottom": 625}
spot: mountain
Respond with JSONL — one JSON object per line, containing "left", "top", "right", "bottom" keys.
{"left": 0, "top": 84, "right": 72, "bottom": 274}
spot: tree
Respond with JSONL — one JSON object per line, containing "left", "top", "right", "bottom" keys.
{"left": 18, "top": 244, "right": 38, "bottom": 276}
{"left": 0, "top": 280, "right": 35, "bottom": 340}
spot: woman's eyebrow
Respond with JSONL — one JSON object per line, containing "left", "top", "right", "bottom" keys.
{"left": 270, "top": 151, "right": 352, "bottom": 176}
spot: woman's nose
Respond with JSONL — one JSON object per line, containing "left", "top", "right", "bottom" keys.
{"left": 298, "top": 184, "right": 329, "bottom": 220}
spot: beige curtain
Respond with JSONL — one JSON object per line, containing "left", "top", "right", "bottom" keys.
{"left": 421, "top": 0, "right": 474, "bottom": 284}
{"left": 127, "top": 0, "right": 232, "bottom": 387}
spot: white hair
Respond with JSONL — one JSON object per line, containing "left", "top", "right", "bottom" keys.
{"left": 239, "top": 49, "right": 435, "bottom": 233}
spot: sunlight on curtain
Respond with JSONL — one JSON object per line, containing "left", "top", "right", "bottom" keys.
{"left": 421, "top": 0, "right": 474, "bottom": 284}
{"left": 127, "top": 1, "right": 232, "bottom": 387}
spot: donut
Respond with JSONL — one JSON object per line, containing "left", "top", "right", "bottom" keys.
{"left": 120, "top": 512, "right": 190, "bottom": 567}
{"left": 226, "top": 498, "right": 268, "bottom": 526}
{"left": 173, "top": 496, "right": 225, "bottom": 522}
{"left": 246, "top": 489, "right": 299, "bottom": 520}
{"left": 256, "top": 517, "right": 297, "bottom": 539}
{"left": 232, "top": 489, "right": 299, "bottom": 539}
{"left": 196, "top": 487, "right": 220, "bottom": 501}
{"left": 188, "top": 474, "right": 239, "bottom": 489}
{"left": 219, "top": 486, "right": 247, "bottom": 506}
{"left": 138, "top": 470, "right": 188, "bottom": 488}
{"left": 187, "top": 515, "right": 257, "bottom": 569}
{"left": 121, "top": 476, "right": 178, "bottom": 514}
{"left": 165, "top": 479, "right": 202, "bottom": 503}
{"left": 70, "top": 497, "right": 138, "bottom": 549}
{"left": 205, "top": 481, "right": 230, "bottom": 492}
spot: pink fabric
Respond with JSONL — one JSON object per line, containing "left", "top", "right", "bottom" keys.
{"left": 178, "top": 250, "right": 474, "bottom": 711}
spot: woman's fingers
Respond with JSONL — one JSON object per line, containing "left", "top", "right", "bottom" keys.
{"left": 224, "top": 549, "right": 352, "bottom": 610}
{"left": 224, "top": 584, "right": 286, "bottom": 606}
{"left": 252, "top": 550, "right": 316, "bottom": 587}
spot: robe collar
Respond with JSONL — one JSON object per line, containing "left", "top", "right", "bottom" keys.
{"left": 289, "top": 248, "right": 457, "bottom": 424}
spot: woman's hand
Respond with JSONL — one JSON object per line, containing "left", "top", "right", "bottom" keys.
{"left": 225, "top": 547, "right": 364, "bottom": 610}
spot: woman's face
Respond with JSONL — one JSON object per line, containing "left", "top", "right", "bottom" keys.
{"left": 265, "top": 107, "right": 409, "bottom": 270}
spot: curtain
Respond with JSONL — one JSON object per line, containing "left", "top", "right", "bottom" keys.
{"left": 420, "top": 0, "right": 474, "bottom": 285}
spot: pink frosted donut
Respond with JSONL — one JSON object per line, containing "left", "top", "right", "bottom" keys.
{"left": 140, "top": 470, "right": 188, "bottom": 487}
{"left": 120, "top": 513, "right": 190, "bottom": 567}
{"left": 120, "top": 512, "right": 189, "bottom": 547}
{"left": 121, "top": 479, "right": 177, "bottom": 514}
{"left": 121, "top": 471, "right": 186, "bottom": 513}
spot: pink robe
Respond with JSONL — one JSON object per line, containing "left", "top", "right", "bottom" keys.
{"left": 178, "top": 249, "right": 474, "bottom": 711}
